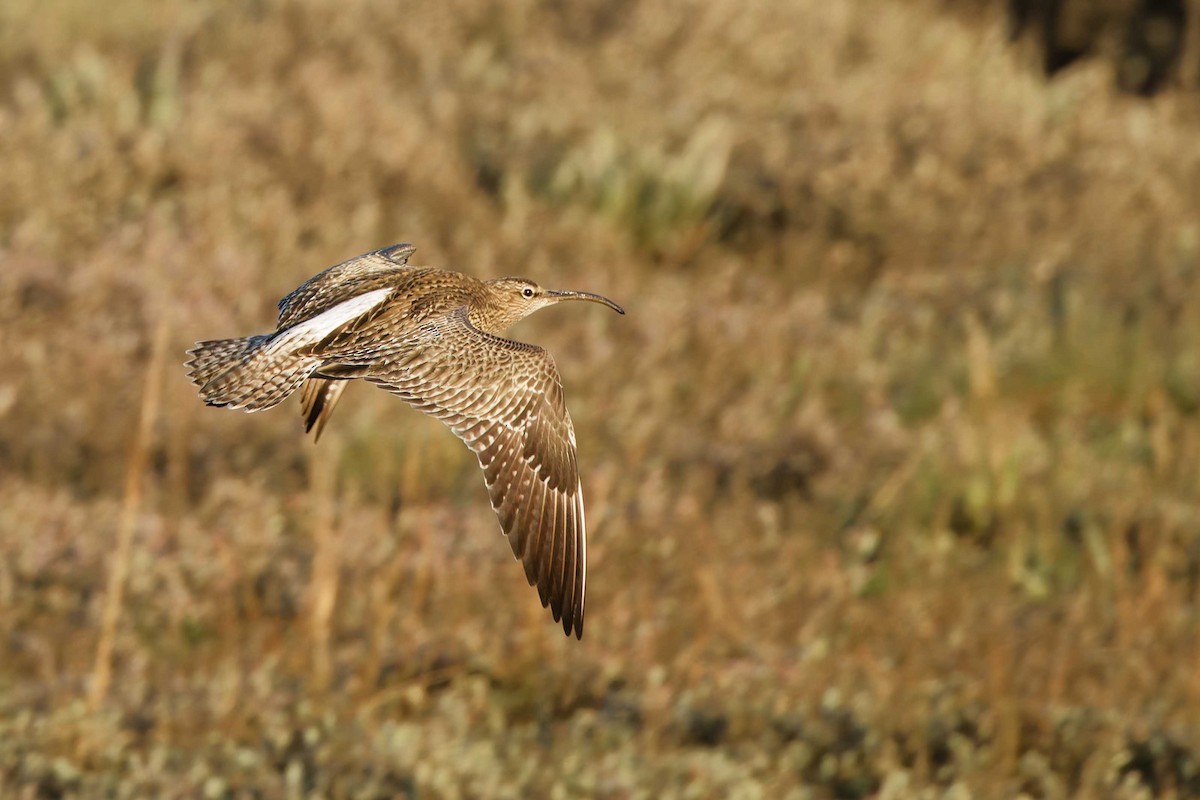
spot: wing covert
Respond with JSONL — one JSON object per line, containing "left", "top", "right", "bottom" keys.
{"left": 277, "top": 243, "right": 418, "bottom": 328}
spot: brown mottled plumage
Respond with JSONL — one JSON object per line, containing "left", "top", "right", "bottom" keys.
{"left": 185, "top": 243, "right": 624, "bottom": 638}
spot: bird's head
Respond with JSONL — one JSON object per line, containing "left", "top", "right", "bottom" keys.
{"left": 477, "top": 277, "right": 625, "bottom": 333}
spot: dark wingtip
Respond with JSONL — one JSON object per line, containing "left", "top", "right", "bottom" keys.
{"left": 560, "top": 601, "right": 584, "bottom": 639}
{"left": 378, "top": 242, "right": 417, "bottom": 265}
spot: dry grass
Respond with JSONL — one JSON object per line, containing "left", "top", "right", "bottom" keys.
{"left": 3, "top": 0, "right": 1200, "bottom": 796}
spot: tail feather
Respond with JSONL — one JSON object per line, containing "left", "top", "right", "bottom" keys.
{"left": 185, "top": 335, "right": 318, "bottom": 411}
{"left": 185, "top": 335, "right": 270, "bottom": 387}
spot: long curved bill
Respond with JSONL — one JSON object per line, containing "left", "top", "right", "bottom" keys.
{"left": 547, "top": 289, "right": 626, "bottom": 315}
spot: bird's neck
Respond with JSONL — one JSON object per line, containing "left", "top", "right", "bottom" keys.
{"left": 468, "top": 293, "right": 521, "bottom": 336}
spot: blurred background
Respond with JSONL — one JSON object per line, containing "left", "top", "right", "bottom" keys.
{"left": 3, "top": 0, "right": 1200, "bottom": 796}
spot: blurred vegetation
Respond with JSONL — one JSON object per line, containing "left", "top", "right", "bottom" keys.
{"left": 3, "top": 0, "right": 1200, "bottom": 796}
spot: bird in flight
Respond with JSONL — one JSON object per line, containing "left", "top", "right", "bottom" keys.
{"left": 185, "top": 243, "right": 624, "bottom": 638}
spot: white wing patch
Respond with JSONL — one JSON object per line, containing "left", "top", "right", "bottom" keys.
{"left": 270, "top": 288, "right": 391, "bottom": 351}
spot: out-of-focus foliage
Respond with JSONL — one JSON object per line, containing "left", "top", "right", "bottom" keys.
{"left": 2, "top": 0, "right": 1200, "bottom": 796}
{"left": 1005, "top": 0, "right": 1197, "bottom": 96}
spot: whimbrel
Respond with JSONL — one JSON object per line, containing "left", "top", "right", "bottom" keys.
{"left": 185, "top": 243, "right": 624, "bottom": 638}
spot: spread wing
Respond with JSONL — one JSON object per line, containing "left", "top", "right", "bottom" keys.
{"left": 359, "top": 310, "right": 587, "bottom": 638}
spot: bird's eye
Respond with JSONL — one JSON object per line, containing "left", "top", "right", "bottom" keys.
{"left": 522, "top": 287, "right": 535, "bottom": 298}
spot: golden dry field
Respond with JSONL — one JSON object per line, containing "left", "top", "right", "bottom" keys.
{"left": 3, "top": 0, "right": 1200, "bottom": 796}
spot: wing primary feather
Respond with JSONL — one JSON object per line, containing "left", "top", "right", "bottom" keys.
{"left": 512, "top": 466, "right": 542, "bottom": 589}
{"left": 574, "top": 483, "right": 587, "bottom": 638}
{"left": 532, "top": 479, "right": 554, "bottom": 609}
{"left": 493, "top": 438, "right": 530, "bottom": 552}
{"left": 552, "top": 484, "right": 571, "bottom": 623}
{"left": 561, "top": 487, "right": 577, "bottom": 636}
{"left": 552, "top": 487, "right": 568, "bottom": 615}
